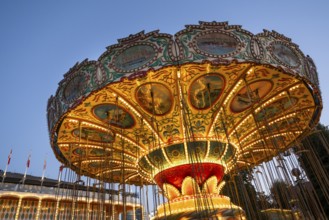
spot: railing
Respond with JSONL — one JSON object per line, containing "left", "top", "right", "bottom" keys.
{"left": 0, "top": 183, "right": 140, "bottom": 204}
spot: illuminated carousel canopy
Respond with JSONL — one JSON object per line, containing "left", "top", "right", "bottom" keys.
{"left": 48, "top": 21, "right": 321, "bottom": 219}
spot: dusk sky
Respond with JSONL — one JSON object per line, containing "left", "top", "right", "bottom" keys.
{"left": 1, "top": 1, "right": 328, "bottom": 180}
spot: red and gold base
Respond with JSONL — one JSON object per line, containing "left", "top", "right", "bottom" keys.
{"left": 154, "top": 163, "right": 225, "bottom": 191}
{"left": 151, "top": 164, "right": 245, "bottom": 220}
{"left": 152, "top": 194, "right": 245, "bottom": 220}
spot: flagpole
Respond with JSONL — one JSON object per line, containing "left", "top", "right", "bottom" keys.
{"left": 23, "top": 154, "right": 31, "bottom": 185}
{"left": 1, "top": 164, "right": 8, "bottom": 187}
{"left": 1, "top": 149, "right": 12, "bottom": 186}
{"left": 42, "top": 158, "right": 47, "bottom": 180}
{"left": 58, "top": 166, "right": 61, "bottom": 182}
{"left": 40, "top": 157, "right": 47, "bottom": 192}
{"left": 1, "top": 164, "right": 8, "bottom": 184}
{"left": 56, "top": 164, "right": 65, "bottom": 196}
{"left": 22, "top": 166, "right": 28, "bottom": 185}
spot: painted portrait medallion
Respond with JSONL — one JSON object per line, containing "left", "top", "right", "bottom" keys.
{"left": 263, "top": 117, "right": 299, "bottom": 133}
{"left": 72, "top": 127, "right": 114, "bottom": 143}
{"left": 254, "top": 97, "right": 298, "bottom": 122}
{"left": 136, "top": 83, "right": 172, "bottom": 115}
{"left": 114, "top": 44, "right": 157, "bottom": 72}
{"left": 47, "top": 109, "right": 55, "bottom": 131}
{"left": 230, "top": 80, "right": 273, "bottom": 113}
{"left": 189, "top": 74, "right": 224, "bottom": 109}
{"left": 93, "top": 104, "right": 134, "bottom": 128}
{"left": 63, "top": 74, "right": 86, "bottom": 103}
{"left": 195, "top": 32, "right": 239, "bottom": 56}
{"left": 90, "top": 148, "right": 111, "bottom": 157}
{"left": 88, "top": 161, "right": 109, "bottom": 169}
{"left": 271, "top": 42, "right": 300, "bottom": 67}
{"left": 73, "top": 148, "right": 86, "bottom": 156}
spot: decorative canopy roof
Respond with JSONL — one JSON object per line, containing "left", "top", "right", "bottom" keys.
{"left": 48, "top": 21, "right": 321, "bottom": 185}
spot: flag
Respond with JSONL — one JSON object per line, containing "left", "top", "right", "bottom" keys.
{"left": 26, "top": 154, "right": 31, "bottom": 168}
{"left": 23, "top": 154, "right": 31, "bottom": 184}
{"left": 59, "top": 164, "right": 64, "bottom": 172}
{"left": 7, "top": 149, "right": 12, "bottom": 165}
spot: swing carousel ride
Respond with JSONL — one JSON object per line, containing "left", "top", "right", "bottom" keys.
{"left": 47, "top": 21, "right": 322, "bottom": 219}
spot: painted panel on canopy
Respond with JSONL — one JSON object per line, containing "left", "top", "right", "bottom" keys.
{"left": 63, "top": 74, "right": 87, "bottom": 103}
{"left": 244, "top": 135, "right": 287, "bottom": 153}
{"left": 255, "top": 97, "right": 298, "bottom": 122}
{"left": 259, "top": 118, "right": 300, "bottom": 137}
{"left": 93, "top": 104, "right": 135, "bottom": 128}
{"left": 162, "top": 124, "right": 181, "bottom": 141}
{"left": 195, "top": 32, "right": 239, "bottom": 56}
{"left": 123, "top": 143, "right": 139, "bottom": 157}
{"left": 135, "top": 82, "right": 173, "bottom": 115}
{"left": 271, "top": 42, "right": 300, "bottom": 68}
{"left": 90, "top": 148, "right": 112, "bottom": 157}
{"left": 114, "top": 44, "right": 157, "bottom": 72}
{"left": 207, "top": 141, "right": 226, "bottom": 161}
{"left": 188, "top": 74, "right": 225, "bottom": 109}
{"left": 222, "top": 144, "right": 236, "bottom": 162}
{"left": 88, "top": 161, "right": 110, "bottom": 169}
{"left": 230, "top": 80, "right": 273, "bottom": 113}
{"left": 271, "top": 117, "right": 300, "bottom": 131}
{"left": 267, "top": 135, "right": 288, "bottom": 148}
{"left": 109, "top": 170, "right": 137, "bottom": 183}
{"left": 164, "top": 143, "right": 186, "bottom": 164}
{"left": 110, "top": 149, "right": 136, "bottom": 163}
{"left": 72, "top": 127, "right": 115, "bottom": 143}
{"left": 138, "top": 157, "right": 153, "bottom": 174}
{"left": 186, "top": 141, "right": 207, "bottom": 160}
{"left": 110, "top": 142, "right": 138, "bottom": 160}
{"left": 73, "top": 148, "right": 86, "bottom": 156}
{"left": 147, "top": 148, "right": 170, "bottom": 169}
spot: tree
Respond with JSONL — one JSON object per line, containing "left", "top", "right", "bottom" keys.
{"left": 298, "top": 123, "right": 329, "bottom": 217}
{"left": 269, "top": 180, "right": 291, "bottom": 209}
{"left": 222, "top": 170, "right": 263, "bottom": 220}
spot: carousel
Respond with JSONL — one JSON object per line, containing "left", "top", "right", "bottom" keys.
{"left": 47, "top": 21, "right": 323, "bottom": 219}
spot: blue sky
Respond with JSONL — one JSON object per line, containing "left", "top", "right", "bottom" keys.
{"left": 1, "top": 1, "right": 328, "bottom": 180}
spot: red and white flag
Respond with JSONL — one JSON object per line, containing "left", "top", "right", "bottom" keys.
{"left": 23, "top": 153, "right": 31, "bottom": 183}
{"left": 58, "top": 164, "right": 65, "bottom": 182}
{"left": 59, "top": 164, "right": 64, "bottom": 172}
{"left": 7, "top": 149, "right": 12, "bottom": 165}
{"left": 26, "top": 154, "right": 31, "bottom": 168}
